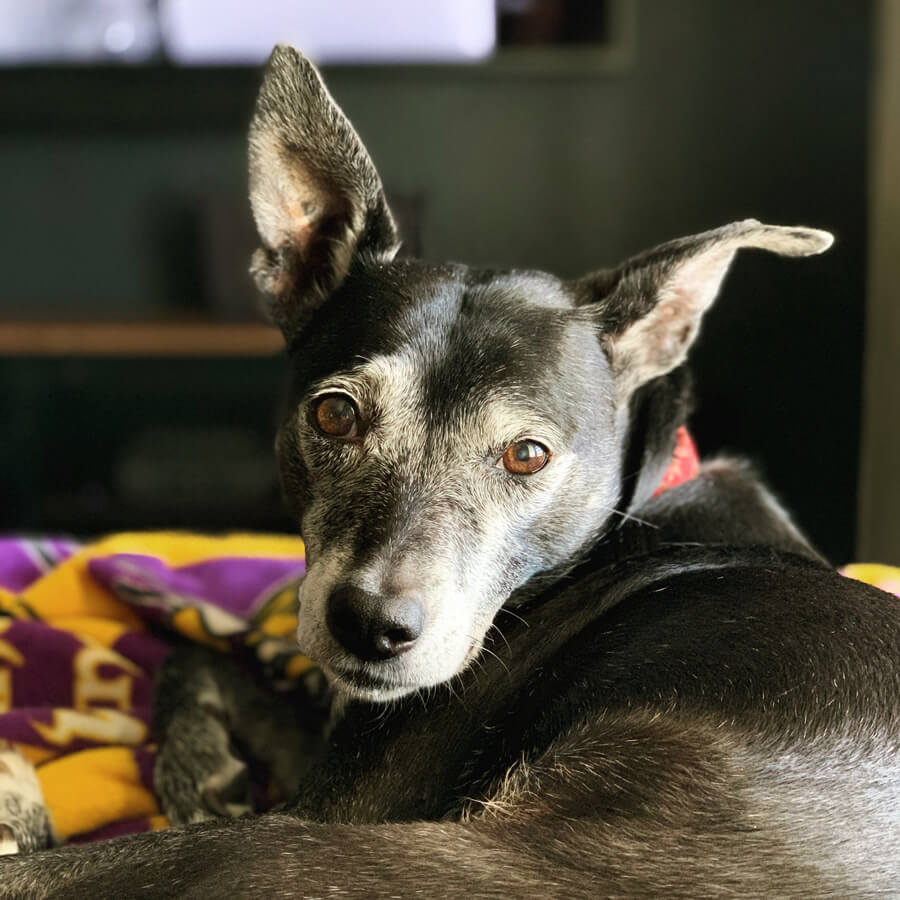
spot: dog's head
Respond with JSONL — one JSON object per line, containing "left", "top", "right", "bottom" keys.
{"left": 249, "top": 46, "right": 832, "bottom": 702}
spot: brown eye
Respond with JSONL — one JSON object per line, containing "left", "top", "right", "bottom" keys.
{"left": 501, "top": 440, "right": 550, "bottom": 475}
{"left": 314, "top": 394, "right": 359, "bottom": 438}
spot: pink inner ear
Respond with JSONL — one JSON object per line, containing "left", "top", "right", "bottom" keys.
{"left": 273, "top": 159, "right": 341, "bottom": 256}
{"left": 250, "top": 127, "right": 342, "bottom": 258}
{"left": 610, "top": 247, "right": 737, "bottom": 399}
{"left": 662, "top": 245, "right": 736, "bottom": 317}
{"left": 645, "top": 247, "right": 736, "bottom": 360}
{"left": 282, "top": 197, "right": 319, "bottom": 254}
{"left": 646, "top": 293, "right": 700, "bottom": 363}
{"left": 273, "top": 158, "right": 355, "bottom": 268}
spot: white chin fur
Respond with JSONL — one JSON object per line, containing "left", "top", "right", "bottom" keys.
{"left": 323, "top": 648, "right": 478, "bottom": 703}
{"left": 324, "top": 666, "right": 418, "bottom": 703}
{"left": 336, "top": 681, "right": 414, "bottom": 704}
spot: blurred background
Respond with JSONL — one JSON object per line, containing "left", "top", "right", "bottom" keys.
{"left": 0, "top": 0, "right": 896, "bottom": 564}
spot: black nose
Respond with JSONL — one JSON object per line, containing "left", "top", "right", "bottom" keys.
{"left": 326, "top": 585, "right": 424, "bottom": 661}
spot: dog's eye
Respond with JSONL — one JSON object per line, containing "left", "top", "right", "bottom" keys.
{"left": 501, "top": 440, "right": 550, "bottom": 475}
{"left": 313, "top": 394, "right": 360, "bottom": 439}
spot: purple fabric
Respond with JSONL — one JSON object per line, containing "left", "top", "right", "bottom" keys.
{"left": 69, "top": 817, "right": 156, "bottom": 845}
{"left": 88, "top": 554, "right": 306, "bottom": 619}
{"left": 113, "top": 631, "right": 170, "bottom": 673}
{"left": 134, "top": 746, "right": 157, "bottom": 793}
{"left": 3, "top": 619, "right": 156, "bottom": 711}
{"left": 5, "top": 620, "right": 82, "bottom": 707}
{"left": 0, "top": 537, "right": 79, "bottom": 593}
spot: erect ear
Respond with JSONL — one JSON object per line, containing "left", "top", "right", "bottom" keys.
{"left": 248, "top": 45, "right": 400, "bottom": 340}
{"left": 576, "top": 220, "right": 834, "bottom": 402}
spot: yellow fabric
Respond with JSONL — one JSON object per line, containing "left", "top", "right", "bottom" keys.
{"left": 146, "top": 814, "right": 169, "bottom": 832}
{"left": 842, "top": 563, "right": 900, "bottom": 596}
{"left": 37, "top": 747, "right": 165, "bottom": 840}
{"left": 83, "top": 531, "right": 305, "bottom": 565}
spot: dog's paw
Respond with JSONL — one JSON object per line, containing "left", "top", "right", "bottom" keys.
{"left": 0, "top": 748, "right": 54, "bottom": 854}
{"left": 157, "top": 749, "right": 252, "bottom": 825}
{"left": 154, "top": 722, "right": 253, "bottom": 826}
{"left": 199, "top": 754, "right": 252, "bottom": 821}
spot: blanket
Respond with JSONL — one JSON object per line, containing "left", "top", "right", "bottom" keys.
{"left": 0, "top": 533, "right": 321, "bottom": 844}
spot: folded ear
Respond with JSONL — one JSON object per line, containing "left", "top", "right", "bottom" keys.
{"left": 248, "top": 45, "right": 400, "bottom": 339}
{"left": 577, "top": 220, "right": 834, "bottom": 402}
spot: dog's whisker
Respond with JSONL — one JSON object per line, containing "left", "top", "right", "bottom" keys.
{"left": 473, "top": 641, "right": 510, "bottom": 676}
{"left": 609, "top": 507, "right": 660, "bottom": 530}
{"left": 497, "top": 607, "right": 529, "bottom": 628}
{"left": 487, "top": 622, "right": 512, "bottom": 655}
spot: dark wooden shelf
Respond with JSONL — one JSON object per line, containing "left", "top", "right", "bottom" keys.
{"left": 0, "top": 321, "right": 284, "bottom": 357}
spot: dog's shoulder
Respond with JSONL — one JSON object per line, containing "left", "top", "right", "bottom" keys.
{"left": 636, "top": 455, "right": 823, "bottom": 561}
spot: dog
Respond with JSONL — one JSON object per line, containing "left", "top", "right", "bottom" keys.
{"left": 1, "top": 45, "right": 899, "bottom": 898}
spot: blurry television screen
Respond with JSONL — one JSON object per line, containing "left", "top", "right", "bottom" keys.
{"left": 0, "top": 0, "right": 615, "bottom": 65}
{"left": 0, "top": 0, "right": 163, "bottom": 63}
{"left": 0, "top": 0, "right": 495, "bottom": 64}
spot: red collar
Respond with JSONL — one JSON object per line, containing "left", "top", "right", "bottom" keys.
{"left": 653, "top": 426, "right": 700, "bottom": 497}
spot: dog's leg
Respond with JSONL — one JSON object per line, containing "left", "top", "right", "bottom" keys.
{"left": 153, "top": 646, "right": 326, "bottom": 825}
{"left": 0, "top": 730, "right": 817, "bottom": 900}
{"left": 153, "top": 647, "right": 252, "bottom": 825}
{"left": 0, "top": 748, "right": 55, "bottom": 855}
{"left": 0, "top": 710, "right": 755, "bottom": 895}
{"left": 3, "top": 816, "right": 593, "bottom": 900}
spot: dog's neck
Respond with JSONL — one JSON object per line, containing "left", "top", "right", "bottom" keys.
{"left": 506, "top": 366, "right": 819, "bottom": 613}
{"left": 616, "top": 366, "right": 695, "bottom": 514}
{"left": 503, "top": 371, "right": 698, "bottom": 610}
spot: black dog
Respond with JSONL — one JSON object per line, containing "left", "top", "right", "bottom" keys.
{"left": 1, "top": 46, "right": 898, "bottom": 898}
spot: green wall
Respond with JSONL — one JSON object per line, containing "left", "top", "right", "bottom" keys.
{"left": 0, "top": 0, "right": 871, "bottom": 560}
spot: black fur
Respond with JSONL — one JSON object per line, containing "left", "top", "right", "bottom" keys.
{"left": 1, "top": 46, "right": 893, "bottom": 899}
{"left": 3, "top": 469, "right": 898, "bottom": 897}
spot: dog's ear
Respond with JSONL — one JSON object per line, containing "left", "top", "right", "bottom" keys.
{"left": 248, "top": 45, "right": 400, "bottom": 339}
{"left": 577, "top": 220, "right": 833, "bottom": 401}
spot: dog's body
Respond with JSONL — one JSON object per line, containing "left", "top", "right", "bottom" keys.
{"left": 2, "top": 46, "right": 899, "bottom": 898}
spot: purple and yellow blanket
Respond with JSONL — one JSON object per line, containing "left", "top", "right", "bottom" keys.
{"left": 0, "top": 532, "right": 317, "bottom": 845}
{"left": 0, "top": 531, "right": 897, "bottom": 847}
